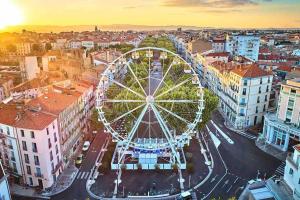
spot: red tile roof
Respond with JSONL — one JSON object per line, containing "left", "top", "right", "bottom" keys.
{"left": 232, "top": 65, "right": 272, "bottom": 78}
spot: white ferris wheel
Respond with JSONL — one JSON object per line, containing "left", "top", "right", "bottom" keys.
{"left": 96, "top": 47, "right": 204, "bottom": 170}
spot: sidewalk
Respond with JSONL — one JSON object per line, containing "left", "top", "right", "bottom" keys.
{"left": 255, "top": 138, "right": 287, "bottom": 161}
{"left": 10, "top": 184, "right": 50, "bottom": 199}
{"left": 43, "top": 164, "right": 79, "bottom": 196}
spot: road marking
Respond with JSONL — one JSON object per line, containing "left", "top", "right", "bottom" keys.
{"left": 206, "top": 125, "right": 221, "bottom": 148}
{"left": 76, "top": 172, "right": 82, "bottom": 179}
{"left": 226, "top": 185, "right": 233, "bottom": 193}
{"left": 210, "top": 120, "right": 234, "bottom": 144}
{"left": 84, "top": 172, "right": 90, "bottom": 179}
{"left": 222, "top": 179, "right": 229, "bottom": 188}
{"left": 233, "top": 177, "right": 239, "bottom": 184}
{"left": 210, "top": 175, "right": 218, "bottom": 183}
{"left": 81, "top": 172, "right": 86, "bottom": 179}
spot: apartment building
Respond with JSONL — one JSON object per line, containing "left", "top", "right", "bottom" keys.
{"left": 207, "top": 62, "right": 273, "bottom": 129}
{"left": 0, "top": 103, "right": 63, "bottom": 189}
{"left": 212, "top": 38, "right": 226, "bottom": 52}
{"left": 15, "top": 43, "right": 31, "bottom": 56}
{"left": 263, "top": 78, "right": 300, "bottom": 151}
{"left": 0, "top": 161, "right": 11, "bottom": 200}
{"left": 0, "top": 76, "right": 13, "bottom": 102}
{"left": 284, "top": 144, "right": 300, "bottom": 200}
{"left": 27, "top": 81, "right": 94, "bottom": 164}
{"left": 225, "top": 33, "right": 260, "bottom": 61}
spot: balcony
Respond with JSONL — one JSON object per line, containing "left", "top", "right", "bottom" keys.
{"left": 35, "top": 173, "right": 43, "bottom": 178}
{"left": 52, "top": 160, "right": 63, "bottom": 174}
{"left": 239, "top": 102, "right": 246, "bottom": 106}
{"left": 287, "top": 153, "right": 298, "bottom": 170}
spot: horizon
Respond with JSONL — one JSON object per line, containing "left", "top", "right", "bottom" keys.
{"left": 0, "top": 0, "right": 300, "bottom": 31}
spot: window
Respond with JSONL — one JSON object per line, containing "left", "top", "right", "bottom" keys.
{"left": 265, "top": 95, "right": 268, "bottom": 102}
{"left": 289, "top": 168, "right": 294, "bottom": 175}
{"left": 30, "top": 131, "right": 35, "bottom": 139}
{"left": 22, "top": 141, "right": 27, "bottom": 151}
{"left": 21, "top": 130, "right": 25, "bottom": 137}
{"left": 24, "top": 154, "right": 29, "bottom": 164}
{"left": 242, "top": 88, "right": 247, "bottom": 95}
{"left": 256, "top": 106, "right": 258, "bottom": 113}
{"left": 53, "top": 123, "right": 55, "bottom": 129}
{"left": 29, "top": 177, "right": 33, "bottom": 185}
{"left": 36, "top": 167, "right": 42, "bottom": 177}
{"left": 55, "top": 145, "right": 59, "bottom": 155}
{"left": 57, "top": 155, "right": 60, "bottom": 164}
{"left": 263, "top": 105, "right": 266, "bottom": 112}
{"left": 51, "top": 162, "right": 54, "bottom": 172}
{"left": 48, "top": 138, "right": 52, "bottom": 149}
{"left": 34, "top": 156, "right": 40, "bottom": 165}
{"left": 54, "top": 132, "right": 57, "bottom": 143}
{"left": 26, "top": 165, "right": 31, "bottom": 175}
{"left": 291, "top": 89, "right": 296, "bottom": 94}
{"left": 266, "top": 85, "right": 269, "bottom": 92}
{"left": 243, "top": 80, "right": 247, "bottom": 86}
{"left": 46, "top": 128, "right": 49, "bottom": 135}
{"left": 258, "top": 86, "right": 261, "bottom": 94}
{"left": 260, "top": 78, "right": 263, "bottom": 84}
{"left": 32, "top": 142, "right": 37, "bottom": 153}
{"left": 257, "top": 96, "right": 260, "bottom": 103}
{"left": 6, "top": 127, "right": 10, "bottom": 135}
{"left": 50, "top": 151, "right": 53, "bottom": 161}
{"left": 268, "top": 77, "right": 270, "bottom": 83}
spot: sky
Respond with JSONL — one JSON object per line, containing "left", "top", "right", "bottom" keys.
{"left": 1, "top": 0, "right": 300, "bottom": 29}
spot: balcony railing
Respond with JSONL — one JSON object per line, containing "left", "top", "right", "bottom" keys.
{"left": 35, "top": 173, "right": 43, "bottom": 178}
{"left": 287, "top": 153, "right": 298, "bottom": 170}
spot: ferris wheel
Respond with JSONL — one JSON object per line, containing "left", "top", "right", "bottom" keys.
{"left": 96, "top": 47, "right": 204, "bottom": 169}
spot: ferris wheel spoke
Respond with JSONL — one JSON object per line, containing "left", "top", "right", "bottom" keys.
{"left": 150, "top": 104, "right": 180, "bottom": 162}
{"left": 154, "top": 104, "right": 191, "bottom": 124}
{"left": 125, "top": 61, "right": 147, "bottom": 96}
{"left": 104, "top": 99, "right": 146, "bottom": 103}
{"left": 109, "top": 103, "right": 146, "bottom": 124}
{"left": 152, "top": 59, "right": 175, "bottom": 96}
{"left": 118, "top": 104, "right": 149, "bottom": 163}
{"left": 155, "top": 77, "right": 192, "bottom": 99}
{"left": 155, "top": 100, "right": 198, "bottom": 104}
{"left": 111, "top": 79, "right": 145, "bottom": 99}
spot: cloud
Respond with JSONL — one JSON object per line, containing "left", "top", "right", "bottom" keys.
{"left": 163, "top": 0, "right": 270, "bottom": 8}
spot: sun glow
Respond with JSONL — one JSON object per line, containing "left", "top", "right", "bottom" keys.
{"left": 0, "top": 0, "right": 23, "bottom": 29}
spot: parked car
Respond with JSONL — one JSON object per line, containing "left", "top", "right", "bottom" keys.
{"left": 75, "top": 154, "right": 83, "bottom": 165}
{"left": 82, "top": 141, "right": 90, "bottom": 152}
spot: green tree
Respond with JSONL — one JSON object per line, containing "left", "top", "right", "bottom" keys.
{"left": 32, "top": 43, "right": 43, "bottom": 52}
{"left": 91, "top": 109, "right": 103, "bottom": 130}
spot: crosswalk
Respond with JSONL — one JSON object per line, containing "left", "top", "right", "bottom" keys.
{"left": 76, "top": 171, "right": 91, "bottom": 180}
{"left": 275, "top": 162, "right": 286, "bottom": 177}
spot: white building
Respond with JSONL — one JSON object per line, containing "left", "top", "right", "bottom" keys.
{"left": 20, "top": 57, "right": 40, "bottom": 81}
{"left": 0, "top": 162, "right": 11, "bottom": 200}
{"left": 212, "top": 38, "right": 226, "bottom": 52}
{"left": 263, "top": 78, "right": 300, "bottom": 151}
{"left": 207, "top": 63, "right": 273, "bottom": 129}
{"left": 225, "top": 33, "right": 260, "bottom": 61}
{"left": 0, "top": 104, "right": 63, "bottom": 190}
{"left": 284, "top": 144, "right": 300, "bottom": 200}
{"left": 81, "top": 41, "right": 94, "bottom": 50}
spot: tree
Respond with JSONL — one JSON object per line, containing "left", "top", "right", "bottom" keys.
{"left": 6, "top": 44, "right": 16, "bottom": 53}
{"left": 91, "top": 109, "right": 104, "bottom": 130}
{"left": 172, "top": 164, "right": 178, "bottom": 173}
{"left": 45, "top": 43, "right": 52, "bottom": 51}
{"left": 154, "top": 164, "right": 160, "bottom": 172}
{"left": 32, "top": 43, "right": 43, "bottom": 52}
{"left": 186, "top": 163, "right": 194, "bottom": 174}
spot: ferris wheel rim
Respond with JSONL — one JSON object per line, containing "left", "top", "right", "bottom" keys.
{"left": 96, "top": 47, "right": 204, "bottom": 150}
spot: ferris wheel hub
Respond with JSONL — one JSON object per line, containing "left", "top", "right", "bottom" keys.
{"left": 146, "top": 95, "right": 155, "bottom": 104}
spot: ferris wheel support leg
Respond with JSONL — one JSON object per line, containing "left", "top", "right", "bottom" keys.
{"left": 150, "top": 104, "right": 181, "bottom": 166}
{"left": 117, "top": 105, "right": 149, "bottom": 164}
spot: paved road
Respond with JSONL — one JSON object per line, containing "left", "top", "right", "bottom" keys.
{"left": 195, "top": 111, "right": 282, "bottom": 199}
{"left": 51, "top": 131, "right": 108, "bottom": 200}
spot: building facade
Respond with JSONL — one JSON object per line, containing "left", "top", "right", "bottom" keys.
{"left": 284, "top": 144, "right": 300, "bottom": 200}
{"left": 0, "top": 162, "right": 11, "bottom": 200}
{"left": 207, "top": 63, "right": 273, "bottom": 129}
{"left": 225, "top": 34, "right": 260, "bottom": 61}
{"left": 263, "top": 78, "right": 300, "bottom": 151}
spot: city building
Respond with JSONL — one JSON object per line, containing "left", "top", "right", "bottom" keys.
{"left": 20, "top": 57, "right": 40, "bottom": 81}
{"left": 0, "top": 103, "right": 63, "bottom": 189}
{"left": 284, "top": 144, "right": 300, "bottom": 200}
{"left": 207, "top": 62, "right": 273, "bottom": 129}
{"left": 15, "top": 43, "right": 31, "bottom": 56}
{"left": 0, "top": 76, "right": 13, "bottom": 102}
{"left": 263, "top": 78, "right": 300, "bottom": 151}
{"left": 212, "top": 37, "right": 226, "bottom": 52}
{"left": 225, "top": 33, "right": 260, "bottom": 61}
{"left": 0, "top": 161, "right": 11, "bottom": 200}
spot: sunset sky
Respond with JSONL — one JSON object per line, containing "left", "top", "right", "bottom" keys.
{"left": 1, "top": 0, "right": 300, "bottom": 29}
